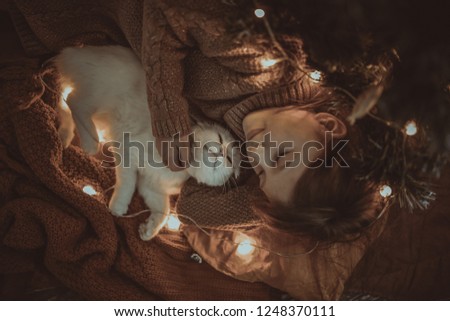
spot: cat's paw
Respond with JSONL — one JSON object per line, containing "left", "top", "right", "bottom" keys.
{"left": 109, "top": 199, "right": 129, "bottom": 217}
{"left": 139, "top": 214, "right": 168, "bottom": 241}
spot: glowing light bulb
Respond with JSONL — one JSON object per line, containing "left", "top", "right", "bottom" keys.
{"left": 309, "top": 70, "right": 322, "bottom": 82}
{"left": 254, "top": 8, "right": 265, "bottom": 18}
{"left": 236, "top": 238, "right": 255, "bottom": 256}
{"left": 260, "top": 58, "right": 279, "bottom": 68}
{"left": 404, "top": 120, "right": 418, "bottom": 136}
{"left": 62, "top": 86, "right": 73, "bottom": 101}
{"left": 166, "top": 213, "right": 181, "bottom": 231}
{"left": 379, "top": 185, "right": 392, "bottom": 198}
{"left": 82, "top": 185, "right": 97, "bottom": 196}
{"left": 97, "top": 129, "right": 106, "bottom": 143}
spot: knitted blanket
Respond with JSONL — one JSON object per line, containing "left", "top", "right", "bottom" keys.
{"left": 0, "top": 59, "right": 277, "bottom": 300}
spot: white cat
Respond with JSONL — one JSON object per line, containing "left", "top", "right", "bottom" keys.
{"left": 54, "top": 45, "right": 240, "bottom": 240}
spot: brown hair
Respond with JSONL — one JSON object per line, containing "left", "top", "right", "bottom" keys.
{"left": 254, "top": 90, "right": 381, "bottom": 242}
{"left": 255, "top": 163, "right": 380, "bottom": 242}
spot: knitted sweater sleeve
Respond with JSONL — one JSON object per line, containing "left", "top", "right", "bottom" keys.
{"left": 142, "top": 4, "right": 192, "bottom": 138}
{"left": 176, "top": 176, "right": 263, "bottom": 229}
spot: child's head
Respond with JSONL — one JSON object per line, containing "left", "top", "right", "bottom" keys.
{"left": 243, "top": 93, "right": 380, "bottom": 241}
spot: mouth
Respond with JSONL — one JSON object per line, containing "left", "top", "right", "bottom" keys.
{"left": 246, "top": 128, "right": 264, "bottom": 141}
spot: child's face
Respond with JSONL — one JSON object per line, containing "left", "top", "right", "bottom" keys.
{"left": 243, "top": 106, "right": 346, "bottom": 204}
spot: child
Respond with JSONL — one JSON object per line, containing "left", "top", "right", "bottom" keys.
{"left": 242, "top": 96, "right": 380, "bottom": 241}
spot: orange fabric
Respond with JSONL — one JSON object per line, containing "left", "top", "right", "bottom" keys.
{"left": 182, "top": 215, "right": 388, "bottom": 300}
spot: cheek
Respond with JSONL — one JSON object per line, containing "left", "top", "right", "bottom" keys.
{"left": 262, "top": 169, "right": 300, "bottom": 205}
{"left": 291, "top": 126, "right": 323, "bottom": 150}
{"left": 262, "top": 185, "right": 291, "bottom": 205}
{"left": 268, "top": 114, "right": 301, "bottom": 141}
{"left": 261, "top": 174, "right": 287, "bottom": 204}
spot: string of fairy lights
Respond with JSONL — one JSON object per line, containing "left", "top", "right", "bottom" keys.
{"left": 52, "top": 5, "right": 420, "bottom": 260}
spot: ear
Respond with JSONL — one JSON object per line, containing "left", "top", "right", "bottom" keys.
{"left": 314, "top": 113, "right": 347, "bottom": 138}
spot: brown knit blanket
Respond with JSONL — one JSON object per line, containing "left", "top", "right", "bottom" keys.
{"left": 0, "top": 59, "right": 278, "bottom": 300}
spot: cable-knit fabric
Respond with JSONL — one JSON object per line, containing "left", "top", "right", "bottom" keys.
{"left": 9, "top": 0, "right": 320, "bottom": 138}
